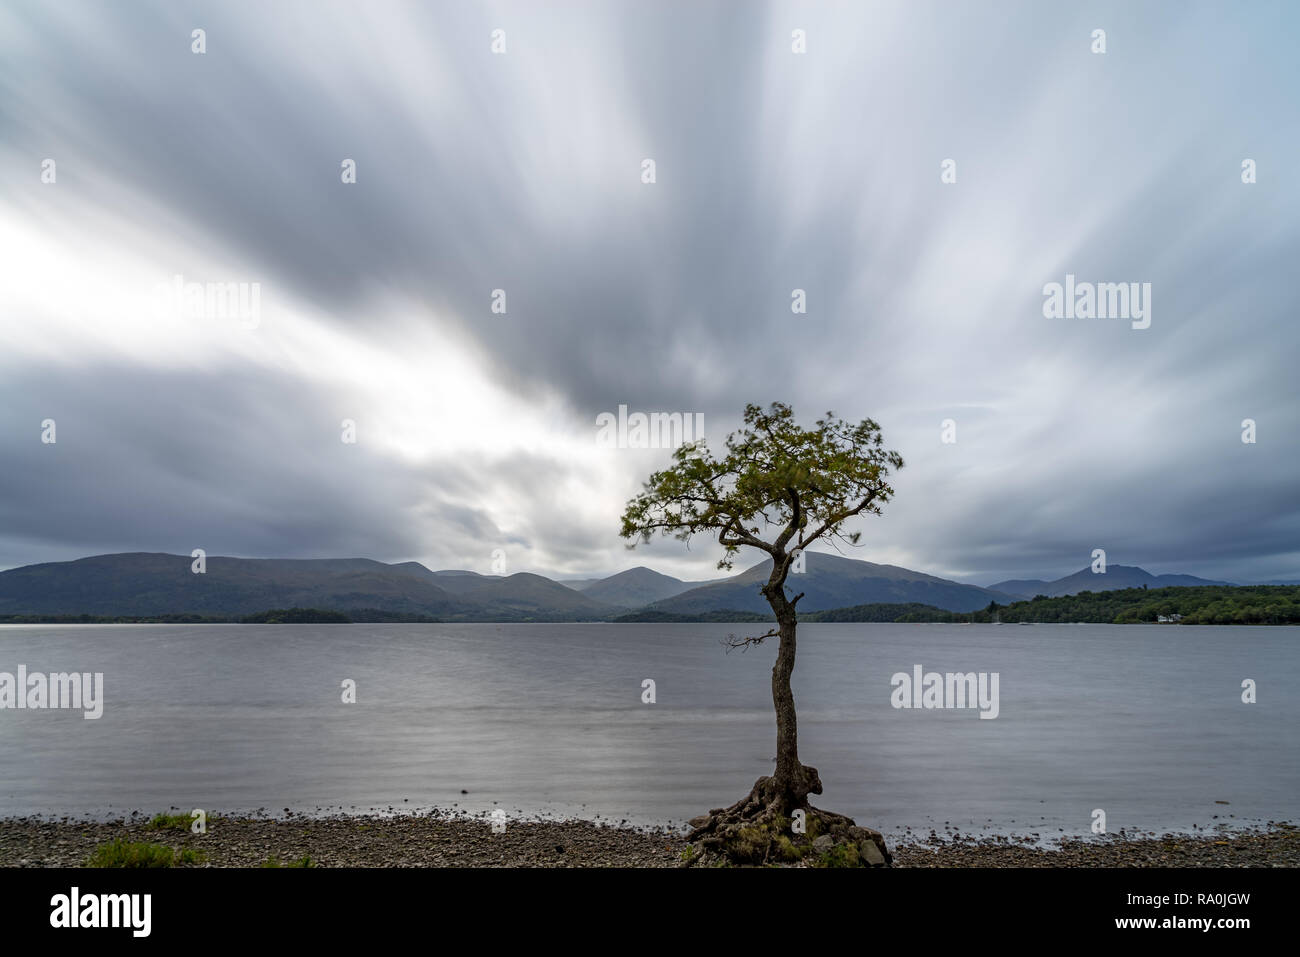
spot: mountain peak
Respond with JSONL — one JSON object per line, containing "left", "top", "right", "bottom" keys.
{"left": 990, "top": 564, "right": 1233, "bottom": 599}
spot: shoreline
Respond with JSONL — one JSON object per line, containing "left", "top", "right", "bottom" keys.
{"left": 2, "top": 812, "right": 1295, "bottom": 868}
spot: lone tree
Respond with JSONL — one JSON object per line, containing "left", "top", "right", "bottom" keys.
{"left": 620, "top": 402, "right": 903, "bottom": 864}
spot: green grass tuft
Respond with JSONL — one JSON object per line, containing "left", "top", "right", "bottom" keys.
{"left": 86, "top": 839, "right": 210, "bottom": 867}
{"left": 144, "top": 812, "right": 191, "bottom": 831}
{"left": 85, "top": 840, "right": 175, "bottom": 868}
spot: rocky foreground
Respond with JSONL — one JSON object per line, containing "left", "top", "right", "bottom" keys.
{"left": 892, "top": 823, "right": 1300, "bottom": 867}
{"left": 0, "top": 814, "right": 1295, "bottom": 867}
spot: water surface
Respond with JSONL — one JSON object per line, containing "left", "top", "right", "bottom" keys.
{"left": 1, "top": 622, "right": 1294, "bottom": 841}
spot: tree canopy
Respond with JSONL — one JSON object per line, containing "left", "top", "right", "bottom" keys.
{"left": 619, "top": 402, "right": 904, "bottom": 576}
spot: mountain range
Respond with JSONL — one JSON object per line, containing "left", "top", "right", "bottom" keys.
{"left": 636, "top": 553, "right": 1009, "bottom": 615}
{"left": 988, "top": 565, "right": 1233, "bottom": 599}
{"left": 0, "top": 551, "right": 1257, "bottom": 622}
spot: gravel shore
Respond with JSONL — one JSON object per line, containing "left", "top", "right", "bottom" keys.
{"left": 891, "top": 823, "right": 1300, "bottom": 867}
{"left": 0, "top": 812, "right": 684, "bottom": 868}
{"left": 1, "top": 813, "right": 1295, "bottom": 867}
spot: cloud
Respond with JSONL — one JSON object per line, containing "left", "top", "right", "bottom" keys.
{"left": 1, "top": 0, "right": 1297, "bottom": 582}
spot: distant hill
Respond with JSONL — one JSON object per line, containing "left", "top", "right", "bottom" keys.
{"left": 571, "top": 567, "right": 706, "bottom": 608}
{"left": 0, "top": 551, "right": 1270, "bottom": 623}
{"left": 0, "top": 553, "right": 615, "bottom": 622}
{"left": 646, "top": 552, "right": 1012, "bottom": 615}
{"left": 990, "top": 564, "right": 1234, "bottom": 599}
{"left": 415, "top": 568, "right": 616, "bottom": 619}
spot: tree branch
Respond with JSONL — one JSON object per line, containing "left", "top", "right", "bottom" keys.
{"left": 722, "top": 627, "right": 779, "bottom": 653}
{"left": 796, "top": 489, "right": 880, "bottom": 551}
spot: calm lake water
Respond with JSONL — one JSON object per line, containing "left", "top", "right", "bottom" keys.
{"left": 0, "top": 622, "right": 1295, "bottom": 841}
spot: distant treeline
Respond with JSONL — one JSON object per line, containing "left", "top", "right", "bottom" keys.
{"left": 612, "top": 608, "right": 772, "bottom": 623}
{"left": 996, "top": 585, "right": 1300, "bottom": 625}
{"left": 804, "top": 585, "right": 1300, "bottom": 625}
{"left": 240, "top": 608, "right": 351, "bottom": 623}
{"left": 804, "top": 602, "right": 949, "bottom": 623}
{"left": 5, "top": 586, "right": 1299, "bottom": 625}
{"left": 239, "top": 607, "right": 443, "bottom": 623}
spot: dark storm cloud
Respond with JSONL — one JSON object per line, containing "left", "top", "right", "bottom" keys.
{"left": 0, "top": 365, "right": 464, "bottom": 565}
{"left": 1, "top": 0, "right": 1297, "bottom": 581}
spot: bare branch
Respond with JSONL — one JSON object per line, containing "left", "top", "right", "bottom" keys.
{"left": 722, "top": 627, "right": 779, "bottom": 653}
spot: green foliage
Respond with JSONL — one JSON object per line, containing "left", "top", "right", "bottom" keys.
{"left": 805, "top": 602, "right": 951, "bottom": 623}
{"left": 176, "top": 848, "right": 207, "bottom": 865}
{"left": 620, "top": 402, "right": 903, "bottom": 572}
{"left": 726, "top": 820, "right": 806, "bottom": 865}
{"left": 261, "top": 855, "right": 317, "bottom": 868}
{"left": 85, "top": 840, "right": 177, "bottom": 868}
{"left": 728, "top": 825, "right": 772, "bottom": 864}
{"left": 709, "top": 815, "right": 812, "bottom": 866}
{"left": 771, "top": 834, "right": 802, "bottom": 862}
{"left": 814, "top": 843, "right": 864, "bottom": 868}
{"left": 144, "top": 812, "right": 192, "bottom": 831}
{"left": 994, "top": 585, "right": 1300, "bottom": 624}
{"left": 800, "top": 586, "right": 1300, "bottom": 624}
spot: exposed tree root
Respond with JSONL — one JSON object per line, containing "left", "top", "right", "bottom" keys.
{"left": 684, "top": 766, "right": 891, "bottom": 868}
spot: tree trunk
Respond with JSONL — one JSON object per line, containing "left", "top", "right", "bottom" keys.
{"left": 684, "top": 556, "right": 891, "bottom": 866}
{"left": 761, "top": 567, "right": 819, "bottom": 809}
{"left": 771, "top": 606, "right": 800, "bottom": 791}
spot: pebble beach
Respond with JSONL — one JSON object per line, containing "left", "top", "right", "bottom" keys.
{"left": 1, "top": 812, "right": 1296, "bottom": 868}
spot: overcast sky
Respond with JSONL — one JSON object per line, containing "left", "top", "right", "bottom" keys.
{"left": 1, "top": 0, "right": 1297, "bottom": 585}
